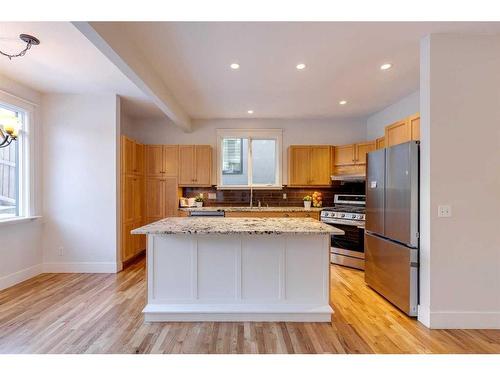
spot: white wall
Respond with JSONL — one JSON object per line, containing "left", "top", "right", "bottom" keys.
{"left": 419, "top": 34, "right": 500, "bottom": 328}
{"left": 0, "top": 74, "right": 43, "bottom": 290}
{"left": 123, "top": 117, "right": 367, "bottom": 184}
{"left": 366, "top": 91, "right": 420, "bottom": 139}
{"left": 41, "top": 94, "right": 120, "bottom": 272}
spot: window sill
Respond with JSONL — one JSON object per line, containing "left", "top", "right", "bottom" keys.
{"left": 0, "top": 216, "right": 42, "bottom": 227}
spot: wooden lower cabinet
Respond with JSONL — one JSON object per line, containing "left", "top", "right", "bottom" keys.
{"left": 146, "top": 176, "right": 179, "bottom": 223}
{"left": 122, "top": 219, "right": 144, "bottom": 263}
{"left": 224, "top": 211, "right": 320, "bottom": 220}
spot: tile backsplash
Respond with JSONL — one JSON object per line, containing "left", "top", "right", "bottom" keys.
{"left": 183, "top": 182, "right": 365, "bottom": 207}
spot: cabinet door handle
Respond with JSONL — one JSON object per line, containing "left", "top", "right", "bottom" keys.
{"left": 284, "top": 213, "right": 289, "bottom": 217}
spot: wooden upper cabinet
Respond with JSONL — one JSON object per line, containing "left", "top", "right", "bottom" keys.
{"left": 121, "top": 136, "right": 144, "bottom": 175}
{"left": 355, "top": 141, "right": 376, "bottom": 165}
{"left": 309, "top": 146, "right": 331, "bottom": 185}
{"left": 288, "top": 145, "right": 331, "bottom": 187}
{"left": 409, "top": 114, "right": 420, "bottom": 141}
{"left": 376, "top": 136, "right": 385, "bottom": 150}
{"left": 178, "top": 145, "right": 212, "bottom": 186}
{"left": 194, "top": 145, "right": 212, "bottom": 186}
{"left": 145, "top": 145, "right": 164, "bottom": 177}
{"left": 334, "top": 144, "right": 356, "bottom": 166}
{"left": 385, "top": 119, "right": 411, "bottom": 147}
{"left": 146, "top": 145, "right": 179, "bottom": 177}
{"left": 384, "top": 114, "right": 420, "bottom": 147}
{"left": 288, "top": 146, "right": 311, "bottom": 186}
{"left": 122, "top": 136, "right": 135, "bottom": 175}
{"left": 178, "top": 145, "right": 196, "bottom": 185}
{"left": 134, "top": 143, "right": 144, "bottom": 175}
{"left": 164, "top": 145, "right": 179, "bottom": 177}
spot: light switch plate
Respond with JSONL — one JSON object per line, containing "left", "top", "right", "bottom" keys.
{"left": 438, "top": 205, "right": 452, "bottom": 217}
{"left": 283, "top": 193, "right": 287, "bottom": 199}
{"left": 208, "top": 193, "right": 216, "bottom": 200}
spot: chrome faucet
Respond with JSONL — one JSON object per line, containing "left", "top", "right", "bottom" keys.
{"left": 258, "top": 200, "right": 261, "bottom": 208}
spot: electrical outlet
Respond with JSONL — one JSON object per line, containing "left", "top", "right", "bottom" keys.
{"left": 283, "top": 193, "right": 287, "bottom": 199}
{"left": 438, "top": 205, "right": 452, "bottom": 218}
{"left": 208, "top": 193, "right": 216, "bottom": 200}
{"left": 58, "top": 246, "right": 64, "bottom": 256}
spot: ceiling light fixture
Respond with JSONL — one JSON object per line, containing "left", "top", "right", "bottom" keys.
{"left": 296, "top": 63, "right": 306, "bottom": 70}
{"left": 339, "top": 100, "right": 347, "bottom": 105}
{"left": 380, "top": 63, "right": 392, "bottom": 71}
{"left": 247, "top": 110, "right": 254, "bottom": 114}
{"left": 230, "top": 63, "right": 240, "bottom": 70}
{"left": 0, "top": 114, "right": 20, "bottom": 148}
{"left": 0, "top": 34, "right": 40, "bottom": 60}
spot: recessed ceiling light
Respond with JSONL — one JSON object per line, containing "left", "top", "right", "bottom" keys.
{"left": 380, "top": 63, "right": 392, "bottom": 71}
{"left": 296, "top": 63, "right": 306, "bottom": 70}
{"left": 247, "top": 110, "right": 254, "bottom": 114}
{"left": 339, "top": 100, "right": 347, "bottom": 105}
{"left": 230, "top": 63, "right": 240, "bottom": 70}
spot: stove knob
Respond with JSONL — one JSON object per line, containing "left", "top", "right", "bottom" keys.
{"left": 340, "top": 213, "right": 345, "bottom": 218}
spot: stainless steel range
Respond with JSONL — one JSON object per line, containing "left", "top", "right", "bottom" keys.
{"left": 320, "top": 194, "right": 366, "bottom": 270}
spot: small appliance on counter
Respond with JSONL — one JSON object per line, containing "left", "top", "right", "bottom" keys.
{"left": 179, "top": 197, "right": 196, "bottom": 207}
{"left": 320, "top": 194, "right": 366, "bottom": 270}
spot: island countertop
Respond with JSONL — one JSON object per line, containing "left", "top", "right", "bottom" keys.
{"left": 131, "top": 217, "right": 344, "bottom": 236}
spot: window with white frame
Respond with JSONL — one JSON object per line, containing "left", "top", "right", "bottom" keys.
{"left": 0, "top": 102, "right": 27, "bottom": 220}
{"left": 216, "top": 129, "right": 282, "bottom": 189}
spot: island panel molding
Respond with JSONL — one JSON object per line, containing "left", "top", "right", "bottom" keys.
{"left": 142, "top": 232, "right": 333, "bottom": 322}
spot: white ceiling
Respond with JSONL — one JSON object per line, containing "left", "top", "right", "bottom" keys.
{"left": 113, "top": 21, "right": 500, "bottom": 120}
{"left": 0, "top": 22, "right": 155, "bottom": 118}
{"left": 2, "top": 22, "right": 500, "bottom": 122}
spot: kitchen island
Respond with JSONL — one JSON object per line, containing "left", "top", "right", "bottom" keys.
{"left": 132, "top": 217, "right": 343, "bottom": 322}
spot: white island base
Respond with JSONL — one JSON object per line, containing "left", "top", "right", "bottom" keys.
{"left": 143, "top": 234, "right": 332, "bottom": 322}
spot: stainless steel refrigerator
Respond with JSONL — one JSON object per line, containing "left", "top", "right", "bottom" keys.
{"left": 365, "top": 141, "right": 419, "bottom": 316}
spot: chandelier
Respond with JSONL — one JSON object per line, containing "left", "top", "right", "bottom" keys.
{"left": 0, "top": 34, "right": 40, "bottom": 60}
{"left": 0, "top": 115, "right": 20, "bottom": 148}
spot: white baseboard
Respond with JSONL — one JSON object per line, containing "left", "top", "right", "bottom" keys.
{"left": 0, "top": 264, "right": 43, "bottom": 291}
{"left": 417, "top": 304, "right": 431, "bottom": 327}
{"left": 143, "top": 303, "right": 333, "bottom": 322}
{"left": 43, "top": 262, "right": 120, "bottom": 273}
{"left": 428, "top": 311, "right": 500, "bottom": 329}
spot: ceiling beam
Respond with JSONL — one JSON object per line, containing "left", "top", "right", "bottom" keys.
{"left": 73, "top": 22, "right": 191, "bottom": 132}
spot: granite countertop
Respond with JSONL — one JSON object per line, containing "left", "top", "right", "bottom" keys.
{"left": 131, "top": 217, "right": 344, "bottom": 236}
{"left": 178, "top": 206, "right": 323, "bottom": 212}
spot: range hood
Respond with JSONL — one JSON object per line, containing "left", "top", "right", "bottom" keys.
{"left": 331, "top": 173, "right": 366, "bottom": 182}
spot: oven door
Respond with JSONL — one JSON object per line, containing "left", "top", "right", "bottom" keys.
{"left": 330, "top": 223, "right": 364, "bottom": 253}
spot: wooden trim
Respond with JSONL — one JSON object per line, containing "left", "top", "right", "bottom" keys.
{"left": 122, "top": 249, "right": 145, "bottom": 269}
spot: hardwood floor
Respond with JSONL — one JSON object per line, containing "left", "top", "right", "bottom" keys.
{"left": 0, "top": 257, "right": 499, "bottom": 354}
